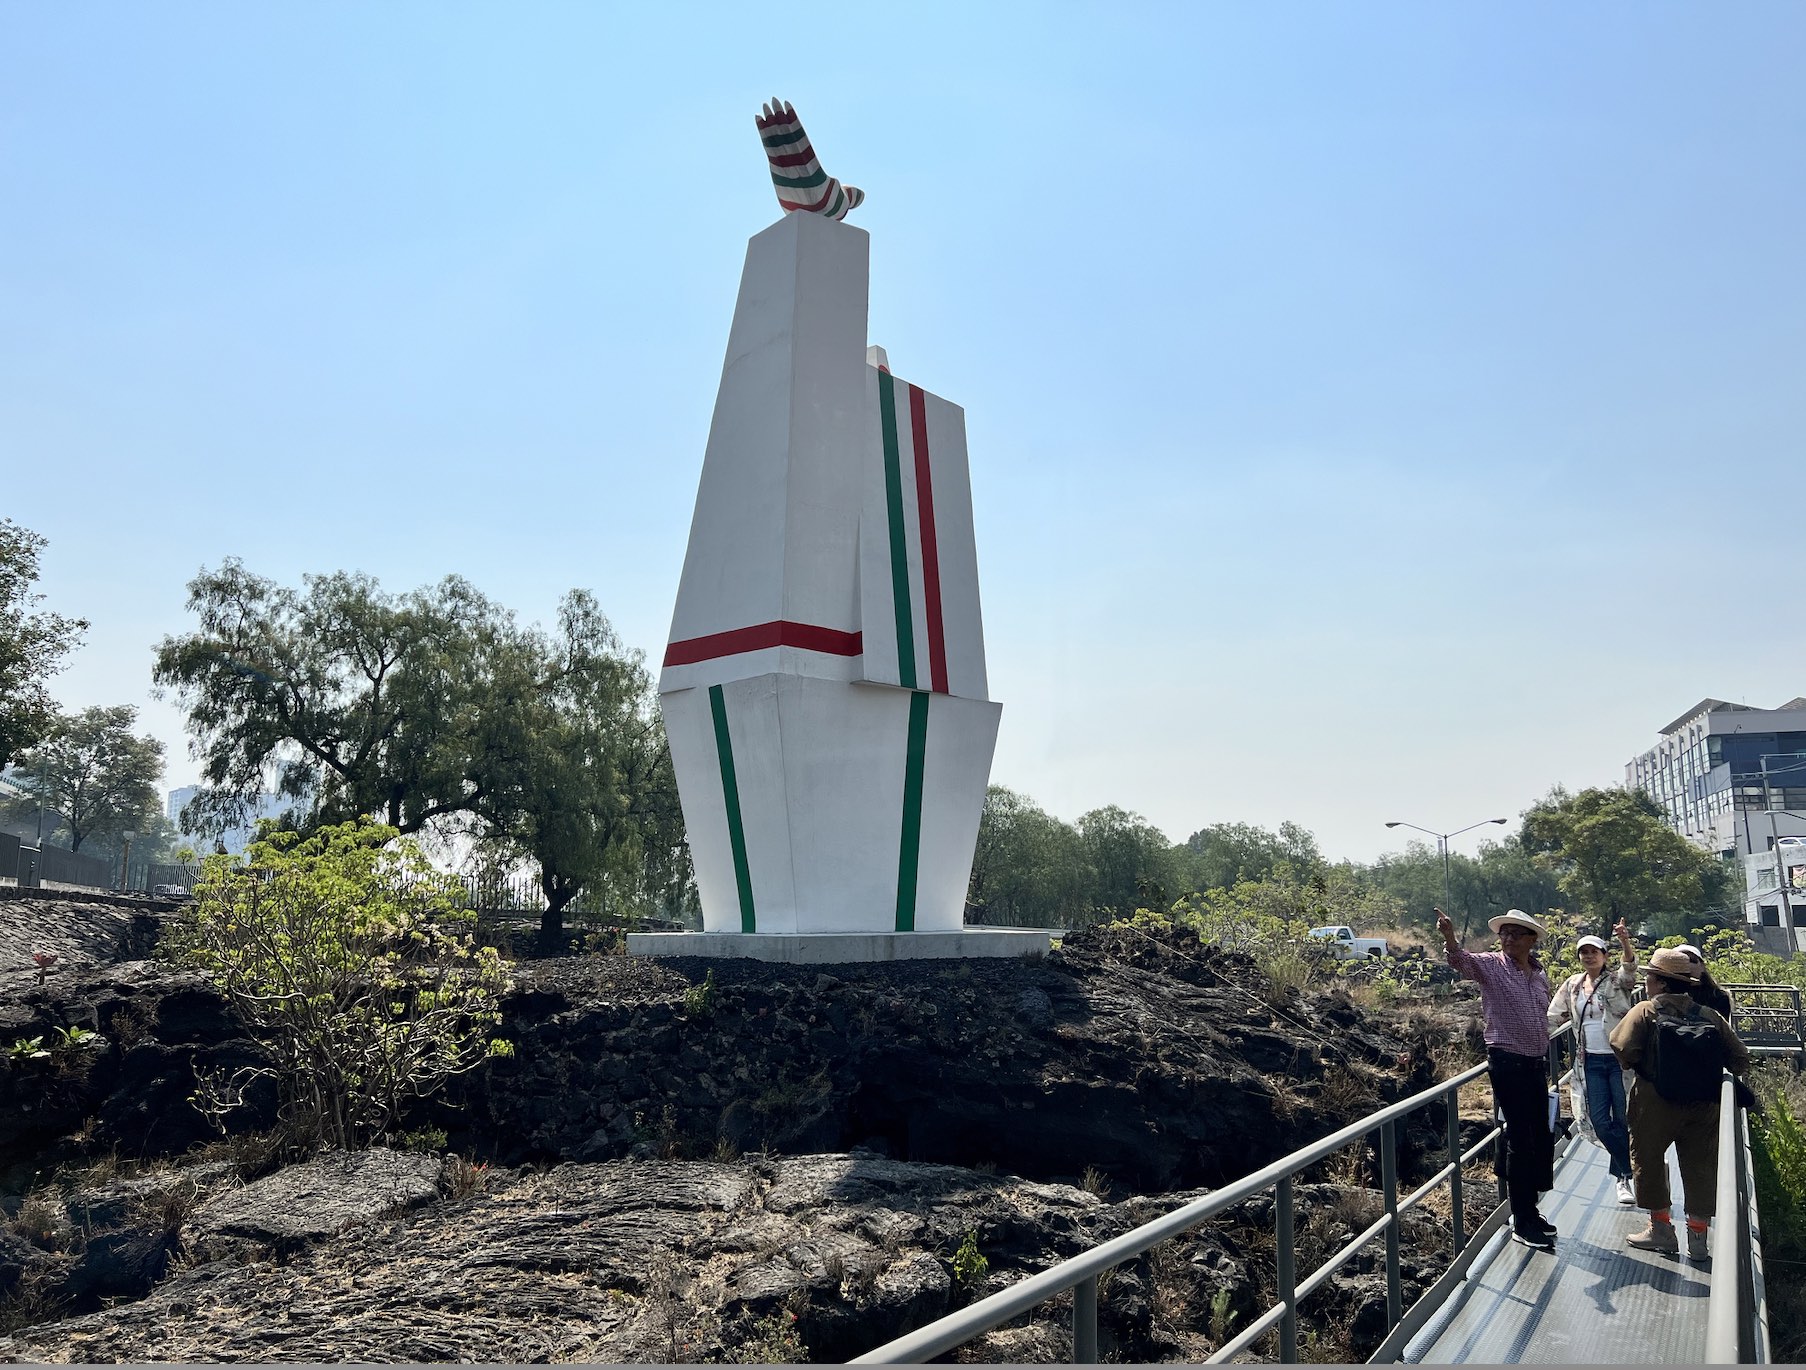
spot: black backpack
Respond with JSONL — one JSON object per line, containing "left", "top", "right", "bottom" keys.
{"left": 1642, "top": 1003, "right": 1727, "bottom": 1104}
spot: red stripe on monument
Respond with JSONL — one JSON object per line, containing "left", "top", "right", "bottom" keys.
{"left": 909, "top": 384, "right": 950, "bottom": 695}
{"left": 664, "top": 621, "right": 863, "bottom": 667}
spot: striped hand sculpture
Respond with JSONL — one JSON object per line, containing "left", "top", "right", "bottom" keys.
{"left": 756, "top": 99, "right": 864, "bottom": 221}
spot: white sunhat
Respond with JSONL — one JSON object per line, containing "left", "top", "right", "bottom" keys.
{"left": 1487, "top": 909, "right": 1547, "bottom": 937}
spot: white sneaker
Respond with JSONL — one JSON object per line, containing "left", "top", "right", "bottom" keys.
{"left": 1615, "top": 1177, "right": 1635, "bottom": 1205}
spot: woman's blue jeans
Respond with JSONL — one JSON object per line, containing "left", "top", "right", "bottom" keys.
{"left": 1584, "top": 1051, "right": 1632, "bottom": 1179}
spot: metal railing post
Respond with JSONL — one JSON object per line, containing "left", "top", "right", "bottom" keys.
{"left": 1381, "top": 1120, "right": 1401, "bottom": 1329}
{"left": 1737, "top": 1100, "right": 1753, "bottom": 1362}
{"left": 1276, "top": 1174, "right": 1296, "bottom": 1363}
{"left": 1073, "top": 1274, "right": 1098, "bottom": 1364}
{"left": 1448, "top": 1083, "right": 1465, "bottom": 1253}
{"left": 1743, "top": 1083, "right": 1772, "bottom": 1362}
{"left": 1706, "top": 1074, "right": 1740, "bottom": 1362}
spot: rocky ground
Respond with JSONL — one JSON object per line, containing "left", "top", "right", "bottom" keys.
{"left": 0, "top": 897, "right": 1487, "bottom": 1363}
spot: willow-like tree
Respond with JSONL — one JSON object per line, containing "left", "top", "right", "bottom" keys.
{"left": 154, "top": 562, "right": 691, "bottom": 928}
{"left": 154, "top": 562, "right": 559, "bottom": 837}
{"left": 470, "top": 590, "right": 691, "bottom": 944}
{"left": 0, "top": 519, "right": 87, "bottom": 773}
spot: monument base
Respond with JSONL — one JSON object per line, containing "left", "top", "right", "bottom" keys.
{"left": 626, "top": 929, "right": 1051, "bottom": 964}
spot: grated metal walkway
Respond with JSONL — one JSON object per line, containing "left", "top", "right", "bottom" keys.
{"left": 1400, "top": 1138, "right": 1713, "bottom": 1364}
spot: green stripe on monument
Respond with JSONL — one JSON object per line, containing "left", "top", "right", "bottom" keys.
{"left": 709, "top": 684, "right": 757, "bottom": 933}
{"left": 878, "top": 369, "right": 917, "bottom": 689}
{"left": 895, "top": 690, "right": 930, "bottom": 932}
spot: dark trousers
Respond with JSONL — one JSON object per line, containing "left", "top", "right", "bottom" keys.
{"left": 1489, "top": 1047, "right": 1555, "bottom": 1226}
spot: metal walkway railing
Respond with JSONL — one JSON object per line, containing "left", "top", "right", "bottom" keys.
{"left": 1728, "top": 983, "right": 1805, "bottom": 1053}
{"left": 854, "top": 1021, "right": 1775, "bottom": 1364}
{"left": 853, "top": 1057, "right": 1507, "bottom": 1363}
{"left": 1709, "top": 1069, "right": 1771, "bottom": 1363}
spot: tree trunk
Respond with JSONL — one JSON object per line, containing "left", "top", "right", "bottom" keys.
{"left": 538, "top": 905, "right": 565, "bottom": 950}
{"left": 538, "top": 878, "right": 577, "bottom": 954}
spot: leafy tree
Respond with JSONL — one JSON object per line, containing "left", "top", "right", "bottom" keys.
{"left": 9, "top": 705, "right": 165, "bottom": 852}
{"left": 471, "top": 591, "right": 692, "bottom": 942}
{"left": 1366, "top": 834, "right": 1562, "bottom": 935}
{"left": 1076, "top": 805, "right": 1177, "bottom": 920}
{"left": 1520, "top": 786, "right": 1731, "bottom": 931}
{"left": 1123, "top": 865, "right": 1408, "bottom": 1005}
{"left": 1172, "top": 820, "right": 1323, "bottom": 893}
{"left": 0, "top": 520, "right": 87, "bottom": 773}
{"left": 172, "top": 821, "right": 513, "bottom": 1152}
{"left": 1682, "top": 924, "right": 1806, "bottom": 991}
{"left": 1179, "top": 863, "right": 1407, "bottom": 944}
{"left": 966, "top": 786, "right": 1090, "bottom": 928}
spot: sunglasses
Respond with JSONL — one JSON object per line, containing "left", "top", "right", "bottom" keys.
{"left": 1498, "top": 927, "right": 1537, "bottom": 939}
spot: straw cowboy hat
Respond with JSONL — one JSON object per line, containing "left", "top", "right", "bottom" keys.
{"left": 1487, "top": 909, "right": 1547, "bottom": 937}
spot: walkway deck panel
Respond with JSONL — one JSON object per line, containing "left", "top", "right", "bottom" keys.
{"left": 1401, "top": 1140, "right": 1712, "bottom": 1364}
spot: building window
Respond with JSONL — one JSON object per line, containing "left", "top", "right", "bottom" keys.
{"left": 1761, "top": 905, "right": 1782, "bottom": 927}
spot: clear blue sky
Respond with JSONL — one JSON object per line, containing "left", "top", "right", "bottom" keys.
{"left": 5, "top": 2, "right": 1803, "bottom": 863}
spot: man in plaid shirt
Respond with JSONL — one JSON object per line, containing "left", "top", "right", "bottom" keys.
{"left": 1437, "top": 906, "right": 1556, "bottom": 1249}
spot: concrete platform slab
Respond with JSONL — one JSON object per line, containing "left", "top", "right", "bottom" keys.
{"left": 625, "top": 929, "right": 1051, "bottom": 963}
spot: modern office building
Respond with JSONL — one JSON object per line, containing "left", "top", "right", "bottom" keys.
{"left": 1626, "top": 697, "right": 1806, "bottom": 947}
{"left": 1626, "top": 698, "right": 1806, "bottom": 854}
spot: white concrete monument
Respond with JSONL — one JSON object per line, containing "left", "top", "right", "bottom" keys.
{"left": 628, "top": 102, "right": 1045, "bottom": 963}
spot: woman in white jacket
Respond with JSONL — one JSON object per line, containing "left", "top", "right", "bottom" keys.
{"left": 1547, "top": 921, "right": 1639, "bottom": 1204}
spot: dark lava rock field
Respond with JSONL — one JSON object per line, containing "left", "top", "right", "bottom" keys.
{"left": 0, "top": 899, "right": 1482, "bottom": 1363}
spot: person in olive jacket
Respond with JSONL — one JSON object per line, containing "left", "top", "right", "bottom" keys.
{"left": 1609, "top": 947, "right": 1750, "bottom": 1260}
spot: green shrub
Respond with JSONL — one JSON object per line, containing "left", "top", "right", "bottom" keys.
{"left": 395, "top": 1125, "right": 449, "bottom": 1154}
{"left": 1753, "top": 1067, "right": 1806, "bottom": 1262}
{"left": 6, "top": 1037, "right": 48, "bottom": 1064}
{"left": 732, "top": 1309, "right": 807, "bottom": 1363}
{"left": 1209, "top": 1284, "right": 1236, "bottom": 1345}
{"left": 171, "top": 820, "right": 513, "bottom": 1153}
{"left": 1687, "top": 927, "right": 1806, "bottom": 989}
{"left": 951, "top": 1229, "right": 989, "bottom": 1287}
{"left": 684, "top": 968, "right": 718, "bottom": 1018}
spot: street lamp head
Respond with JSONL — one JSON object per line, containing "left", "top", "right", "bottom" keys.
{"left": 1384, "top": 822, "right": 1402, "bottom": 828}
{"left": 1491, "top": 818, "right": 1508, "bottom": 825}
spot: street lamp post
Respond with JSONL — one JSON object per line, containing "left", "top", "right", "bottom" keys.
{"left": 1384, "top": 816, "right": 1510, "bottom": 938}
{"left": 120, "top": 830, "right": 135, "bottom": 894}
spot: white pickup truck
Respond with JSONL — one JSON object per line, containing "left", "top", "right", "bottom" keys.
{"left": 1308, "top": 925, "right": 1390, "bottom": 960}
